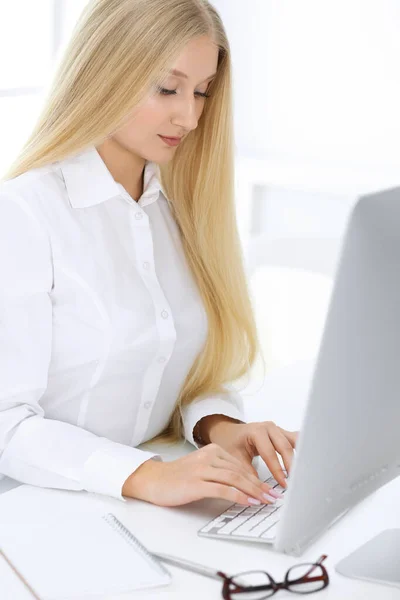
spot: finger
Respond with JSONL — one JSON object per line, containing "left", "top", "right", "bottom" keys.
{"left": 213, "top": 444, "right": 248, "bottom": 467}
{"left": 278, "top": 428, "right": 298, "bottom": 448}
{"left": 213, "top": 457, "right": 274, "bottom": 495}
{"left": 248, "top": 463, "right": 260, "bottom": 479}
{"left": 226, "top": 450, "right": 260, "bottom": 479}
{"left": 269, "top": 425, "right": 294, "bottom": 474}
{"left": 251, "top": 431, "right": 288, "bottom": 488}
{"left": 199, "top": 481, "right": 263, "bottom": 507}
{"left": 211, "top": 444, "right": 263, "bottom": 484}
{"left": 201, "top": 466, "right": 277, "bottom": 506}
{"left": 238, "top": 459, "right": 260, "bottom": 480}
{"left": 268, "top": 428, "right": 296, "bottom": 475}
{"left": 214, "top": 445, "right": 260, "bottom": 476}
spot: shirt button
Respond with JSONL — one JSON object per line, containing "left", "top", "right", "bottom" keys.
{"left": 135, "top": 212, "right": 143, "bottom": 220}
{"left": 143, "top": 261, "right": 150, "bottom": 270}
{"left": 158, "top": 356, "right": 166, "bottom": 363}
{"left": 144, "top": 401, "right": 152, "bottom": 409}
{"left": 161, "top": 310, "right": 169, "bottom": 319}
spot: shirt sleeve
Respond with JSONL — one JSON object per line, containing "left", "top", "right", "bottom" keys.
{"left": 0, "top": 191, "right": 162, "bottom": 502}
{"left": 180, "top": 385, "right": 248, "bottom": 449}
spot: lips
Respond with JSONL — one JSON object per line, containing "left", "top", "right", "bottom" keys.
{"left": 158, "top": 135, "right": 183, "bottom": 147}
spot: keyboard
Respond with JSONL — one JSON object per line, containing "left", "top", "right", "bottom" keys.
{"left": 198, "top": 474, "right": 287, "bottom": 543}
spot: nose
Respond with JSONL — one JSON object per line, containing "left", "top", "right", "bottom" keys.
{"left": 170, "top": 93, "right": 199, "bottom": 133}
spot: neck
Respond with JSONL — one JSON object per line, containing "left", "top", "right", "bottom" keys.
{"left": 96, "top": 139, "right": 145, "bottom": 202}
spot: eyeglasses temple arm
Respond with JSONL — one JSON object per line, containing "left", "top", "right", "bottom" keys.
{"left": 151, "top": 551, "right": 227, "bottom": 581}
{"left": 293, "top": 555, "right": 329, "bottom": 581}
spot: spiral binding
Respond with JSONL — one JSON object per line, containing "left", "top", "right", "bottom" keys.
{"left": 102, "top": 513, "right": 170, "bottom": 578}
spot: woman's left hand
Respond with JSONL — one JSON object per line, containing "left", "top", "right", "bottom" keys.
{"left": 205, "top": 417, "right": 298, "bottom": 488}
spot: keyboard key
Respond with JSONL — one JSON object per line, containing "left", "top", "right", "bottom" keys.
{"left": 261, "top": 521, "right": 279, "bottom": 539}
{"left": 231, "top": 512, "right": 272, "bottom": 537}
{"left": 246, "top": 521, "right": 277, "bottom": 538}
{"left": 232, "top": 504, "right": 282, "bottom": 537}
{"left": 200, "top": 515, "right": 230, "bottom": 533}
{"left": 217, "top": 514, "right": 252, "bottom": 534}
{"left": 264, "top": 476, "right": 276, "bottom": 484}
{"left": 199, "top": 472, "right": 288, "bottom": 540}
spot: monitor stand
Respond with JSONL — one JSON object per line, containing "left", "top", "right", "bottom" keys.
{"left": 335, "top": 529, "right": 400, "bottom": 589}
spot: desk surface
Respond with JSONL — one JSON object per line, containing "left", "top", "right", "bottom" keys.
{"left": 1, "top": 360, "right": 399, "bottom": 599}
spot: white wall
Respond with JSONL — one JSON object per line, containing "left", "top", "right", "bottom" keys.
{"left": 213, "top": 0, "right": 400, "bottom": 171}
{"left": 212, "top": 0, "right": 400, "bottom": 377}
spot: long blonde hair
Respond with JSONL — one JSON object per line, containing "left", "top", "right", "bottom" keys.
{"left": 2, "top": 0, "right": 265, "bottom": 444}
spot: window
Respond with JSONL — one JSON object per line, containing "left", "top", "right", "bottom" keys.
{"left": 0, "top": 1, "right": 88, "bottom": 175}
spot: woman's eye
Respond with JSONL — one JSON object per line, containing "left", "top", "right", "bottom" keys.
{"left": 157, "top": 86, "right": 210, "bottom": 99}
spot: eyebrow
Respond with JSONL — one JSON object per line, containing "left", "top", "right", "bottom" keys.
{"left": 169, "top": 69, "right": 217, "bottom": 82}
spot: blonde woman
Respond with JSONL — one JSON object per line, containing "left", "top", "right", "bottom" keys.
{"left": 0, "top": 0, "right": 297, "bottom": 509}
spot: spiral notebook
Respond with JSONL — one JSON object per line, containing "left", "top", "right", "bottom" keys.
{"left": 0, "top": 504, "right": 171, "bottom": 599}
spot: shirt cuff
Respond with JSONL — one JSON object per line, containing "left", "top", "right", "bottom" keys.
{"left": 82, "top": 441, "right": 162, "bottom": 501}
{"left": 181, "top": 390, "right": 247, "bottom": 449}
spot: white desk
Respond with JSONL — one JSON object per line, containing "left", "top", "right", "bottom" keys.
{"left": 1, "top": 360, "right": 399, "bottom": 599}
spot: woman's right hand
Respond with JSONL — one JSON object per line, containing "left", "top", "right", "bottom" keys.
{"left": 122, "top": 443, "right": 282, "bottom": 507}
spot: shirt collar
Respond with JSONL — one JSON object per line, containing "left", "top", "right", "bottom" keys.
{"left": 58, "top": 145, "right": 169, "bottom": 208}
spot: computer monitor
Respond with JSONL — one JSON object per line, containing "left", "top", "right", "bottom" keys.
{"left": 274, "top": 185, "right": 400, "bottom": 555}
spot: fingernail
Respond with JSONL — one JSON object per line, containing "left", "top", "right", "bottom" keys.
{"left": 248, "top": 497, "right": 261, "bottom": 505}
{"left": 262, "top": 493, "right": 276, "bottom": 503}
{"left": 268, "top": 488, "right": 284, "bottom": 499}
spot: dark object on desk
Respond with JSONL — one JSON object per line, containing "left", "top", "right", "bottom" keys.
{"left": 335, "top": 529, "right": 400, "bottom": 589}
{"left": 152, "top": 551, "right": 329, "bottom": 598}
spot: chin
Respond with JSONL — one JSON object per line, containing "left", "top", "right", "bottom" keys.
{"left": 154, "top": 153, "right": 175, "bottom": 164}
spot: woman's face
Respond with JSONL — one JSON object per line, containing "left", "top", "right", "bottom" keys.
{"left": 111, "top": 35, "right": 219, "bottom": 163}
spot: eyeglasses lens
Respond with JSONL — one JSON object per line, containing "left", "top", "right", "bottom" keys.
{"left": 228, "top": 570, "right": 275, "bottom": 599}
{"left": 286, "top": 563, "right": 326, "bottom": 593}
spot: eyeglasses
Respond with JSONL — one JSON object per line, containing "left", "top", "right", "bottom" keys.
{"left": 219, "top": 554, "right": 329, "bottom": 599}
{"left": 152, "top": 551, "right": 329, "bottom": 599}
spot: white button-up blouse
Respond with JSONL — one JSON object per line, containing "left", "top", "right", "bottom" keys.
{"left": 0, "top": 146, "right": 246, "bottom": 501}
